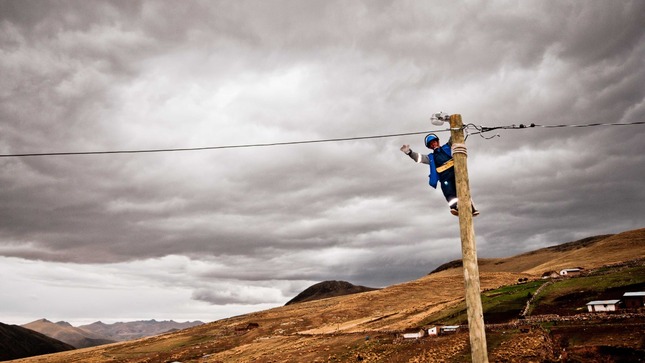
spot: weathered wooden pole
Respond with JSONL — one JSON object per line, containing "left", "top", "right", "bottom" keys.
{"left": 449, "top": 114, "right": 489, "bottom": 362}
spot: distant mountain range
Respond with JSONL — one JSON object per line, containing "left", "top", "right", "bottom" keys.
{"left": 0, "top": 318, "right": 204, "bottom": 361}
{"left": 21, "top": 319, "right": 115, "bottom": 349}
{"left": 21, "top": 318, "right": 204, "bottom": 349}
{"left": 77, "top": 319, "right": 204, "bottom": 342}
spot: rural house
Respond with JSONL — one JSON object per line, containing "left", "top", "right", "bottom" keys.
{"left": 427, "top": 326, "right": 438, "bottom": 336}
{"left": 559, "top": 268, "right": 582, "bottom": 276}
{"left": 622, "top": 292, "right": 645, "bottom": 308}
{"left": 542, "top": 271, "right": 559, "bottom": 279}
{"left": 439, "top": 325, "right": 460, "bottom": 334}
{"left": 586, "top": 300, "right": 620, "bottom": 312}
{"left": 402, "top": 329, "right": 425, "bottom": 339}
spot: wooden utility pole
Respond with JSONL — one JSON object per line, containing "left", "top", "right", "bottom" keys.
{"left": 449, "top": 114, "right": 489, "bottom": 362}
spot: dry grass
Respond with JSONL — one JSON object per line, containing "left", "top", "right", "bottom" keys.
{"left": 10, "top": 228, "right": 645, "bottom": 363}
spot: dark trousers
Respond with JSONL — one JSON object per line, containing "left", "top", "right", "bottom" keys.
{"left": 439, "top": 169, "right": 457, "bottom": 202}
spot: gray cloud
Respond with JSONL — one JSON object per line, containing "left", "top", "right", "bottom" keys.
{"left": 1, "top": 0, "right": 644, "bottom": 324}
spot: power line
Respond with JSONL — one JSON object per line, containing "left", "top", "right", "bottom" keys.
{"left": 0, "top": 129, "right": 451, "bottom": 158}
{"left": 1, "top": 120, "right": 643, "bottom": 158}
{"left": 466, "top": 120, "right": 645, "bottom": 139}
{"left": 536, "top": 121, "right": 645, "bottom": 128}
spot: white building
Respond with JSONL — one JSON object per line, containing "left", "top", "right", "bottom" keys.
{"left": 439, "top": 325, "right": 460, "bottom": 334}
{"left": 559, "top": 268, "right": 582, "bottom": 276}
{"left": 427, "top": 326, "right": 438, "bottom": 336}
{"left": 586, "top": 299, "right": 620, "bottom": 312}
{"left": 623, "top": 292, "right": 645, "bottom": 308}
{"left": 402, "top": 329, "right": 425, "bottom": 339}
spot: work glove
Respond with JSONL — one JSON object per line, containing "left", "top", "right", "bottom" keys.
{"left": 400, "top": 145, "right": 411, "bottom": 154}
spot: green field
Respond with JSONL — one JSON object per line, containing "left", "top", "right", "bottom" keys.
{"left": 530, "top": 265, "right": 645, "bottom": 315}
{"left": 422, "top": 264, "right": 645, "bottom": 326}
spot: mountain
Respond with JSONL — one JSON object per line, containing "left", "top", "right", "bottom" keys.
{"left": 9, "top": 227, "right": 645, "bottom": 362}
{"left": 78, "top": 319, "right": 204, "bottom": 341}
{"left": 0, "top": 322, "right": 74, "bottom": 361}
{"left": 21, "top": 319, "right": 204, "bottom": 349}
{"left": 285, "top": 280, "right": 380, "bottom": 305}
{"left": 22, "top": 319, "right": 115, "bottom": 349}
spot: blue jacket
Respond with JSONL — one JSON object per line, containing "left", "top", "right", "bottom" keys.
{"left": 428, "top": 143, "right": 452, "bottom": 188}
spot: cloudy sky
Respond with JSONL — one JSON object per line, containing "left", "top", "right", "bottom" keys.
{"left": 1, "top": 0, "right": 644, "bottom": 326}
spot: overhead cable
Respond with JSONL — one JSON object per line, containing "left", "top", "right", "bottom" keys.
{"left": 0, "top": 128, "right": 452, "bottom": 158}
{"left": 1, "top": 120, "right": 642, "bottom": 158}
{"left": 465, "top": 120, "right": 645, "bottom": 139}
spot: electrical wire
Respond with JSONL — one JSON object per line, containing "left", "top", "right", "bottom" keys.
{"left": 1, "top": 120, "right": 642, "bottom": 158}
{"left": 465, "top": 120, "right": 645, "bottom": 139}
{"left": 0, "top": 128, "right": 453, "bottom": 158}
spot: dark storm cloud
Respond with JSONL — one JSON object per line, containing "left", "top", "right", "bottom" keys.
{"left": 1, "top": 0, "right": 644, "bottom": 322}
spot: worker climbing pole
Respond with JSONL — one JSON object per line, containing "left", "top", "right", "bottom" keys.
{"left": 400, "top": 112, "right": 489, "bottom": 362}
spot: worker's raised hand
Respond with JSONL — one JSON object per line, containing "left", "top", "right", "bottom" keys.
{"left": 400, "top": 144, "right": 411, "bottom": 154}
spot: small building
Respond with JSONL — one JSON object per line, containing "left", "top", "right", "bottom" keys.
{"left": 559, "top": 268, "right": 582, "bottom": 276}
{"left": 586, "top": 300, "right": 620, "bottom": 312}
{"left": 427, "top": 326, "right": 438, "bottom": 336}
{"left": 623, "top": 292, "right": 645, "bottom": 308}
{"left": 542, "top": 271, "right": 559, "bottom": 279}
{"left": 402, "top": 329, "right": 425, "bottom": 339}
{"left": 439, "top": 325, "right": 460, "bottom": 334}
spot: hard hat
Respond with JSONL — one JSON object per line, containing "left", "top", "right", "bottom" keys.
{"left": 425, "top": 133, "right": 439, "bottom": 148}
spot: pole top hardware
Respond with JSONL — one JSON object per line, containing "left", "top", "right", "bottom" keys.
{"left": 430, "top": 112, "right": 451, "bottom": 126}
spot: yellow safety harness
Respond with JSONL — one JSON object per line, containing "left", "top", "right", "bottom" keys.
{"left": 435, "top": 159, "right": 454, "bottom": 173}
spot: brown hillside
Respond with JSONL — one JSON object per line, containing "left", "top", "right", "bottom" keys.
{"left": 9, "top": 227, "right": 645, "bottom": 363}
{"left": 8, "top": 272, "right": 522, "bottom": 363}
{"left": 524, "top": 228, "right": 645, "bottom": 274}
{"left": 431, "top": 228, "right": 645, "bottom": 277}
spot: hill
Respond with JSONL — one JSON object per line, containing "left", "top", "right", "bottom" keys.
{"left": 22, "top": 319, "right": 115, "bottom": 349}
{"left": 285, "top": 280, "right": 380, "bottom": 305}
{"left": 8, "top": 227, "right": 645, "bottom": 362}
{"left": 0, "top": 322, "right": 74, "bottom": 361}
{"left": 430, "top": 229, "right": 645, "bottom": 277}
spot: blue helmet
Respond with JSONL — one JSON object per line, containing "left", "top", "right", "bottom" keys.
{"left": 424, "top": 133, "right": 439, "bottom": 148}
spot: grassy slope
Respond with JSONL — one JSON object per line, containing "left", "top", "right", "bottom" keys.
{"left": 530, "top": 264, "right": 645, "bottom": 315}
{"left": 431, "top": 228, "right": 645, "bottom": 277}
{"left": 10, "top": 228, "right": 645, "bottom": 363}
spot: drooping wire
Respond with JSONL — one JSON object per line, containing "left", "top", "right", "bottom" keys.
{"left": 1, "top": 120, "right": 642, "bottom": 158}
{"left": 0, "top": 128, "right": 454, "bottom": 158}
